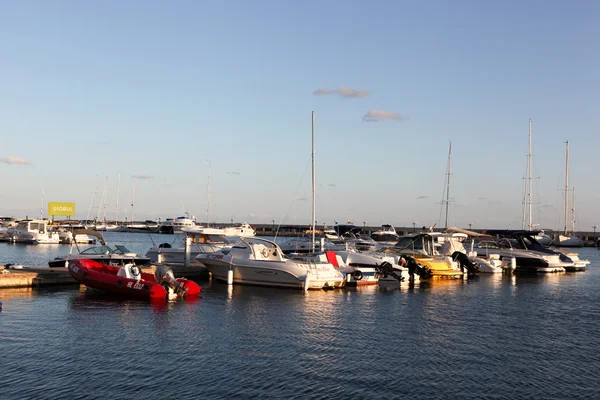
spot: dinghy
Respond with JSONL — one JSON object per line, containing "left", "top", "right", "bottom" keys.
{"left": 68, "top": 260, "right": 201, "bottom": 300}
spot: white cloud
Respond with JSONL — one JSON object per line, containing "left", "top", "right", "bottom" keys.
{"left": 132, "top": 175, "right": 155, "bottom": 180}
{"left": 227, "top": 171, "right": 241, "bottom": 175}
{"left": 0, "top": 157, "right": 32, "bottom": 165}
{"left": 313, "top": 87, "right": 370, "bottom": 98}
{"left": 363, "top": 109, "right": 406, "bottom": 122}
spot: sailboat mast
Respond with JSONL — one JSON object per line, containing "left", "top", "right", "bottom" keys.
{"left": 86, "top": 176, "right": 99, "bottom": 225}
{"left": 206, "top": 164, "right": 211, "bottom": 226}
{"left": 102, "top": 176, "right": 108, "bottom": 224}
{"left": 115, "top": 172, "right": 120, "bottom": 226}
{"left": 572, "top": 186, "right": 576, "bottom": 233}
{"left": 444, "top": 141, "right": 452, "bottom": 229}
{"left": 311, "top": 111, "right": 316, "bottom": 253}
{"left": 527, "top": 120, "right": 533, "bottom": 230}
{"left": 40, "top": 189, "right": 44, "bottom": 219}
{"left": 564, "top": 141, "right": 569, "bottom": 234}
{"left": 131, "top": 181, "right": 136, "bottom": 226}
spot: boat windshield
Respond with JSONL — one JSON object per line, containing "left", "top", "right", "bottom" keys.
{"left": 193, "top": 234, "right": 230, "bottom": 244}
{"left": 393, "top": 236, "right": 417, "bottom": 250}
{"left": 113, "top": 245, "right": 133, "bottom": 254}
{"left": 80, "top": 246, "right": 113, "bottom": 255}
{"left": 79, "top": 245, "right": 132, "bottom": 255}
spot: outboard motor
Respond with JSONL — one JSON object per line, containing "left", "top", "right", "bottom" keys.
{"left": 375, "top": 261, "right": 404, "bottom": 282}
{"left": 404, "top": 256, "right": 433, "bottom": 280}
{"left": 451, "top": 252, "right": 479, "bottom": 276}
{"left": 154, "top": 264, "right": 186, "bottom": 299}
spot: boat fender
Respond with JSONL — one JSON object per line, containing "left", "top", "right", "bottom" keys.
{"left": 352, "top": 270, "right": 363, "bottom": 281}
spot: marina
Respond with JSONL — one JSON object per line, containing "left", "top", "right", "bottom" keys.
{"left": 1, "top": 232, "right": 599, "bottom": 399}
{"left": 2, "top": 1, "right": 598, "bottom": 399}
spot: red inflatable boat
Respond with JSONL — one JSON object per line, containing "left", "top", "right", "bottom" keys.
{"left": 68, "top": 259, "right": 201, "bottom": 300}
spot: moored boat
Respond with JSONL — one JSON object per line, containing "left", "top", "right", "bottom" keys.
{"left": 68, "top": 260, "right": 201, "bottom": 300}
{"left": 370, "top": 224, "right": 400, "bottom": 243}
{"left": 197, "top": 237, "right": 345, "bottom": 290}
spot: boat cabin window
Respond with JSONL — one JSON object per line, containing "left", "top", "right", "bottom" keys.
{"left": 16, "top": 222, "right": 28, "bottom": 229}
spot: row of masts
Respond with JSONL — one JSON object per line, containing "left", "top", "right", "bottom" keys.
{"left": 521, "top": 121, "right": 576, "bottom": 235}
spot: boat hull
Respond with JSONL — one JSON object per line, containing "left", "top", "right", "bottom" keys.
{"left": 199, "top": 257, "right": 344, "bottom": 290}
{"left": 68, "top": 260, "right": 200, "bottom": 299}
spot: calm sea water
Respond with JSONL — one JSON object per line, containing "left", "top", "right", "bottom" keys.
{"left": 1, "top": 233, "right": 600, "bottom": 399}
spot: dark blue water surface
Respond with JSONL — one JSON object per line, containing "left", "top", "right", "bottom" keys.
{"left": 1, "top": 234, "right": 600, "bottom": 399}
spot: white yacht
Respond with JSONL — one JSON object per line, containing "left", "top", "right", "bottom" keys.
{"left": 197, "top": 237, "right": 345, "bottom": 290}
{"left": 222, "top": 222, "right": 256, "bottom": 238}
{"left": 146, "top": 227, "right": 231, "bottom": 265}
{"left": 158, "top": 215, "right": 197, "bottom": 234}
{"left": 370, "top": 224, "right": 400, "bottom": 243}
{"left": 8, "top": 219, "right": 60, "bottom": 244}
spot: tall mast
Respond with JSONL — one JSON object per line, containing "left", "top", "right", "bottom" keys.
{"left": 115, "top": 172, "right": 120, "bottom": 225}
{"left": 131, "top": 181, "right": 136, "bottom": 226}
{"left": 571, "top": 186, "right": 576, "bottom": 233}
{"left": 86, "top": 176, "right": 99, "bottom": 224}
{"left": 102, "top": 176, "right": 108, "bottom": 224}
{"left": 563, "top": 141, "right": 569, "bottom": 234}
{"left": 206, "top": 163, "right": 211, "bottom": 226}
{"left": 311, "top": 111, "right": 316, "bottom": 253}
{"left": 522, "top": 119, "right": 533, "bottom": 230}
{"left": 444, "top": 141, "right": 452, "bottom": 229}
{"left": 40, "top": 189, "right": 44, "bottom": 219}
{"left": 528, "top": 120, "right": 533, "bottom": 230}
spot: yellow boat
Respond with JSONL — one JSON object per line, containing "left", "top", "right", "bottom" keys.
{"left": 381, "top": 233, "right": 465, "bottom": 279}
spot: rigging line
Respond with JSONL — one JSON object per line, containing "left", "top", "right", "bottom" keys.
{"left": 275, "top": 154, "right": 312, "bottom": 240}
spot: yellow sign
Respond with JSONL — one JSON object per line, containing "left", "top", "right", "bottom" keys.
{"left": 48, "top": 202, "right": 76, "bottom": 217}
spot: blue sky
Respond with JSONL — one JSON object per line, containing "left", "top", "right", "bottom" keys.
{"left": 1, "top": 0, "right": 598, "bottom": 230}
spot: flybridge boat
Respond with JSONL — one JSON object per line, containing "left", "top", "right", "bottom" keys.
{"left": 222, "top": 222, "right": 256, "bottom": 238}
{"left": 7, "top": 219, "right": 60, "bottom": 244}
{"left": 370, "top": 224, "right": 400, "bottom": 243}
{"left": 146, "top": 227, "right": 231, "bottom": 265}
{"left": 475, "top": 230, "right": 577, "bottom": 273}
{"left": 196, "top": 237, "right": 345, "bottom": 290}
{"left": 68, "top": 260, "right": 201, "bottom": 300}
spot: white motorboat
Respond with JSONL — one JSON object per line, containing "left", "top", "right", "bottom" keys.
{"left": 54, "top": 230, "right": 97, "bottom": 244}
{"left": 441, "top": 229, "right": 506, "bottom": 273}
{"left": 158, "top": 215, "right": 197, "bottom": 234}
{"left": 8, "top": 219, "right": 60, "bottom": 244}
{"left": 146, "top": 227, "right": 231, "bottom": 265}
{"left": 479, "top": 230, "right": 574, "bottom": 273}
{"left": 370, "top": 224, "right": 400, "bottom": 243}
{"left": 332, "top": 249, "right": 410, "bottom": 285}
{"left": 196, "top": 237, "right": 345, "bottom": 290}
{"left": 49, "top": 243, "right": 150, "bottom": 268}
{"left": 222, "top": 222, "right": 256, "bottom": 238}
